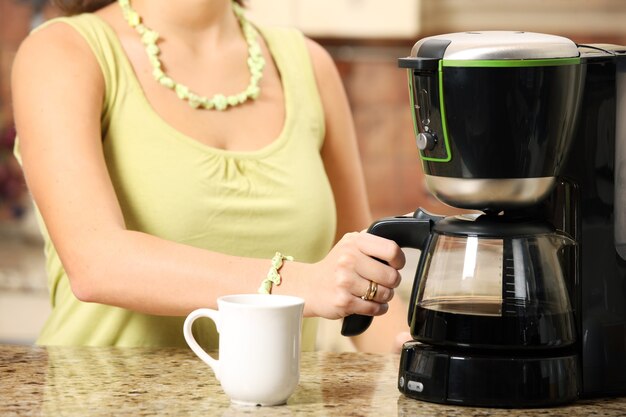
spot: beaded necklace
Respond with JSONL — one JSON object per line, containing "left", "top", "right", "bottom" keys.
{"left": 118, "top": 0, "right": 265, "bottom": 110}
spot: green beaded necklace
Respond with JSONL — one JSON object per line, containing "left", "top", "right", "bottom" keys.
{"left": 118, "top": 0, "right": 266, "bottom": 110}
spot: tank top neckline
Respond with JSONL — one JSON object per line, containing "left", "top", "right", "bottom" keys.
{"left": 89, "top": 13, "right": 293, "bottom": 160}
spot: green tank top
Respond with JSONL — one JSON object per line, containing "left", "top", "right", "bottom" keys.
{"left": 21, "top": 14, "right": 336, "bottom": 349}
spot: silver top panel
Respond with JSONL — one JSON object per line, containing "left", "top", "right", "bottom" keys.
{"left": 411, "top": 31, "right": 580, "bottom": 60}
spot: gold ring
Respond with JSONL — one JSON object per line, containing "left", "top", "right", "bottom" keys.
{"left": 361, "top": 280, "right": 378, "bottom": 301}
{"left": 369, "top": 281, "right": 378, "bottom": 300}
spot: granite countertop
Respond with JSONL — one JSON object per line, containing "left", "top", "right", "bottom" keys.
{"left": 2, "top": 344, "right": 626, "bottom": 416}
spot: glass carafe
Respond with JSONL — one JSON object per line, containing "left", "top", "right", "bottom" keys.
{"left": 411, "top": 214, "right": 576, "bottom": 350}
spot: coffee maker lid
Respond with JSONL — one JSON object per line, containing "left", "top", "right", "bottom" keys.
{"left": 409, "top": 31, "right": 580, "bottom": 61}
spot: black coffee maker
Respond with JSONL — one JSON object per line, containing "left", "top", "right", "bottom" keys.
{"left": 342, "top": 31, "right": 626, "bottom": 407}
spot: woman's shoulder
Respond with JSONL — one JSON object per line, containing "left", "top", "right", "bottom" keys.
{"left": 18, "top": 15, "right": 104, "bottom": 66}
{"left": 303, "top": 37, "right": 335, "bottom": 71}
{"left": 259, "top": 25, "right": 335, "bottom": 80}
{"left": 296, "top": 36, "right": 340, "bottom": 93}
{"left": 14, "top": 8, "right": 129, "bottom": 89}
{"left": 12, "top": 15, "right": 105, "bottom": 104}
{"left": 30, "top": 13, "right": 107, "bottom": 43}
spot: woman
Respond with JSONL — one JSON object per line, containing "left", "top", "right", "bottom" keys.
{"left": 11, "top": 0, "right": 408, "bottom": 351}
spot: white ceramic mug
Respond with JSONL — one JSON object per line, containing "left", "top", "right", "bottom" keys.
{"left": 183, "top": 294, "right": 305, "bottom": 406}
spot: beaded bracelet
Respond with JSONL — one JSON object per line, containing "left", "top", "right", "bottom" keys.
{"left": 258, "top": 252, "right": 294, "bottom": 294}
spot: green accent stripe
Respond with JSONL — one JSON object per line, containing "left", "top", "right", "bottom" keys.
{"left": 433, "top": 60, "right": 452, "bottom": 162}
{"left": 441, "top": 57, "right": 581, "bottom": 68}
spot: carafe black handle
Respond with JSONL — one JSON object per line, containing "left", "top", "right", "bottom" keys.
{"left": 340, "top": 209, "right": 440, "bottom": 336}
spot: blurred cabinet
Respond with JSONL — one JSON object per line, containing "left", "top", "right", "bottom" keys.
{"left": 247, "top": 0, "right": 421, "bottom": 39}
{"left": 421, "top": 0, "right": 626, "bottom": 42}
{"left": 248, "top": 0, "right": 626, "bottom": 44}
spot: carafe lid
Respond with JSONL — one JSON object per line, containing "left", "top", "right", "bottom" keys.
{"left": 433, "top": 214, "right": 556, "bottom": 238}
{"left": 408, "top": 31, "right": 580, "bottom": 61}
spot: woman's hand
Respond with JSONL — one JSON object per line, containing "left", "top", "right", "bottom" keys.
{"left": 305, "top": 231, "right": 405, "bottom": 320}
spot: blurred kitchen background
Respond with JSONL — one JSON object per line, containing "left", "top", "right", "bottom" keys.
{"left": 1, "top": 0, "right": 626, "bottom": 345}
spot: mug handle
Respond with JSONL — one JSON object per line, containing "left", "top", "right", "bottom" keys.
{"left": 183, "top": 308, "right": 221, "bottom": 380}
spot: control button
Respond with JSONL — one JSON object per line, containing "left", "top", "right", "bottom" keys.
{"left": 407, "top": 380, "right": 424, "bottom": 392}
{"left": 399, "top": 376, "right": 405, "bottom": 388}
{"left": 417, "top": 132, "right": 436, "bottom": 151}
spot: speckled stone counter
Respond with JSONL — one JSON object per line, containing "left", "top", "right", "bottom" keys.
{"left": 1, "top": 344, "right": 625, "bottom": 416}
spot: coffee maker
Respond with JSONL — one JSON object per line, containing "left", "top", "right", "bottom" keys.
{"left": 341, "top": 31, "right": 626, "bottom": 407}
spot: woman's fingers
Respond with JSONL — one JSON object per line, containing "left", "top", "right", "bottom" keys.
{"left": 314, "top": 230, "right": 405, "bottom": 319}
{"left": 355, "top": 231, "right": 406, "bottom": 271}
{"left": 356, "top": 278, "right": 395, "bottom": 304}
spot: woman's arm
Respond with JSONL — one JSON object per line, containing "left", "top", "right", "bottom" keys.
{"left": 12, "top": 22, "right": 404, "bottom": 321}
{"left": 306, "top": 38, "right": 410, "bottom": 352}
{"left": 305, "top": 39, "right": 371, "bottom": 241}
